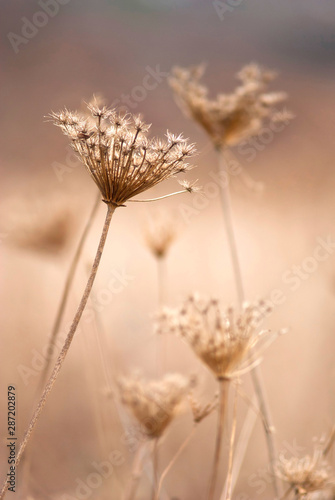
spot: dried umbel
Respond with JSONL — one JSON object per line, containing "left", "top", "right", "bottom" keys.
{"left": 169, "top": 63, "right": 290, "bottom": 148}
{"left": 143, "top": 210, "right": 178, "bottom": 259}
{"left": 51, "top": 103, "right": 196, "bottom": 206}
{"left": 157, "top": 294, "right": 282, "bottom": 380}
{"left": 119, "top": 374, "right": 191, "bottom": 438}
{"left": 276, "top": 442, "right": 334, "bottom": 498}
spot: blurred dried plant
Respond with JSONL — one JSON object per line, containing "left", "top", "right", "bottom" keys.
{"left": 169, "top": 63, "right": 291, "bottom": 148}
{"left": 119, "top": 373, "right": 192, "bottom": 439}
{"left": 143, "top": 210, "right": 178, "bottom": 260}
{"left": 4, "top": 196, "right": 74, "bottom": 256}
{"left": 276, "top": 440, "right": 334, "bottom": 498}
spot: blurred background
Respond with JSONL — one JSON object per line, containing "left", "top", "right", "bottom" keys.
{"left": 1, "top": 0, "right": 335, "bottom": 498}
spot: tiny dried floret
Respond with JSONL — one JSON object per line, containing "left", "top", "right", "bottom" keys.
{"left": 276, "top": 442, "right": 334, "bottom": 498}
{"left": 157, "top": 294, "right": 283, "bottom": 380}
{"left": 51, "top": 103, "right": 196, "bottom": 207}
{"left": 169, "top": 63, "right": 289, "bottom": 148}
{"left": 143, "top": 210, "right": 178, "bottom": 259}
{"left": 119, "top": 373, "right": 191, "bottom": 438}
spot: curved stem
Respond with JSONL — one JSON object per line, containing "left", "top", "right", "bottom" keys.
{"left": 0, "top": 203, "right": 115, "bottom": 500}
{"left": 216, "top": 148, "right": 281, "bottom": 499}
{"left": 155, "top": 425, "right": 196, "bottom": 500}
{"left": 37, "top": 191, "right": 101, "bottom": 392}
{"left": 207, "top": 379, "right": 229, "bottom": 500}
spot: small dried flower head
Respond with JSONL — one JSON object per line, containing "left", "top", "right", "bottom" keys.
{"left": 178, "top": 179, "right": 202, "bottom": 193}
{"left": 188, "top": 391, "right": 218, "bottom": 423}
{"left": 157, "top": 294, "right": 283, "bottom": 380}
{"left": 119, "top": 373, "right": 192, "bottom": 438}
{"left": 51, "top": 103, "right": 196, "bottom": 207}
{"left": 143, "top": 210, "right": 178, "bottom": 259}
{"left": 276, "top": 441, "right": 334, "bottom": 498}
{"left": 169, "top": 63, "right": 288, "bottom": 148}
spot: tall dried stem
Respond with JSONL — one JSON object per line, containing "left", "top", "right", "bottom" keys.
{"left": 152, "top": 439, "right": 159, "bottom": 500}
{"left": 157, "top": 257, "right": 167, "bottom": 373}
{"left": 0, "top": 203, "right": 115, "bottom": 500}
{"left": 37, "top": 191, "right": 101, "bottom": 392}
{"left": 207, "top": 379, "right": 229, "bottom": 500}
{"left": 216, "top": 147, "right": 281, "bottom": 499}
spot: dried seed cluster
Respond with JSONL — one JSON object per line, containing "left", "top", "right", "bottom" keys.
{"left": 119, "top": 373, "right": 191, "bottom": 438}
{"left": 157, "top": 294, "right": 277, "bottom": 380}
{"left": 51, "top": 102, "right": 196, "bottom": 206}
{"left": 276, "top": 443, "right": 334, "bottom": 498}
{"left": 170, "top": 63, "right": 290, "bottom": 148}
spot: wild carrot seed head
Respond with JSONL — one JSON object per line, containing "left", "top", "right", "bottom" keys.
{"left": 50, "top": 103, "right": 196, "bottom": 207}
{"left": 119, "top": 373, "right": 192, "bottom": 439}
{"left": 157, "top": 294, "right": 281, "bottom": 380}
{"left": 169, "top": 63, "right": 290, "bottom": 148}
{"left": 276, "top": 441, "right": 334, "bottom": 497}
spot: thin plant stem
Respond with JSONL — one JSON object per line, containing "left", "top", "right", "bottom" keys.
{"left": 225, "top": 386, "right": 238, "bottom": 500}
{"left": 129, "top": 190, "right": 189, "bottom": 203}
{"left": 151, "top": 439, "right": 159, "bottom": 500}
{"left": 157, "top": 257, "right": 167, "bottom": 373}
{"left": 323, "top": 424, "right": 335, "bottom": 457}
{"left": 221, "top": 396, "right": 257, "bottom": 499}
{"left": 155, "top": 425, "right": 196, "bottom": 500}
{"left": 123, "top": 442, "right": 147, "bottom": 500}
{"left": 38, "top": 191, "right": 101, "bottom": 392}
{"left": 216, "top": 147, "right": 281, "bottom": 499}
{"left": 0, "top": 203, "right": 115, "bottom": 500}
{"left": 207, "top": 379, "right": 229, "bottom": 500}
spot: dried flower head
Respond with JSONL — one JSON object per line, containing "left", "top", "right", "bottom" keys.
{"left": 188, "top": 391, "right": 218, "bottom": 423}
{"left": 169, "top": 63, "right": 289, "bottom": 148}
{"left": 276, "top": 441, "right": 334, "bottom": 498}
{"left": 157, "top": 294, "right": 283, "bottom": 380}
{"left": 143, "top": 210, "right": 178, "bottom": 259}
{"left": 51, "top": 104, "right": 196, "bottom": 207}
{"left": 119, "top": 373, "right": 191, "bottom": 438}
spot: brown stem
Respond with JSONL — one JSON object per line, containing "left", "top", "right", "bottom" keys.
{"left": 151, "top": 439, "right": 159, "bottom": 500}
{"left": 207, "top": 379, "right": 229, "bottom": 500}
{"left": 216, "top": 148, "right": 281, "bottom": 499}
{"left": 37, "top": 191, "right": 101, "bottom": 392}
{"left": 0, "top": 203, "right": 115, "bottom": 500}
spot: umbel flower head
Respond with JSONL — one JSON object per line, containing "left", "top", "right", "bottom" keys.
{"left": 157, "top": 294, "right": 283, "bottom": 380}
{"left": 276, "top": 440, "right": 334, "bottom": 498}
{"left": 169, "top": 63, "right": 291, "bottom": 148}
{"left": 119, "top": 373, "right": 192, "bottom": 438}
{"left": 143, "top": 209, "right": 178, "bottom": 259}
{"left": 51, "top": 102, "right": 196, "bottom": 207}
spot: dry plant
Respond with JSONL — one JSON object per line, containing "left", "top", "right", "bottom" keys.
{"left": 119, "top": 373, "right": 193, "bottom": 500}
{"left": 169, "top": 62, "right": 293, "bottom": 499}
{"left": 157, "top": 293, "right": 284, "bottom": 500}
{"left": 276, "top": 439, "right": 335, "bottom": 499}
{"left": 0, "top": 102, "right": 196, "bottom": 499}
